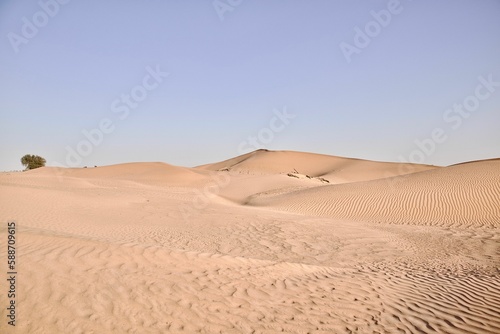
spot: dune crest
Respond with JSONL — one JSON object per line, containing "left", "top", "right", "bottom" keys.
{"left": 197, "top": 149, "right": 437, "bottom": 183}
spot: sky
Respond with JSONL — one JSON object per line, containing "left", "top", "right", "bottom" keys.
{"left": 0, "top": 0, "right": 499, "bottom": 171}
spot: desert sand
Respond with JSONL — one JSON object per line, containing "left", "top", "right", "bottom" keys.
{"left": 0, "top": 149, "right": 499, "bottom": 333}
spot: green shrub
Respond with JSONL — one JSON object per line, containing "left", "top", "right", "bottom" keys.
{"left": 21, "top": 154, "right": 46, "bottom": 170}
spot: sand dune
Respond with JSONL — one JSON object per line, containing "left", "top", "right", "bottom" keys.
{"left": 197, "top": 149, "right": 437, "bottom": 183}
{"left": 26, "top": 162, "right": 209, "bottom": 186}
{"left": 1, "top": 150, "right": 499, "bottom": 333}
{"left": 248, "top": 159, "right": 500, "bottom": 228}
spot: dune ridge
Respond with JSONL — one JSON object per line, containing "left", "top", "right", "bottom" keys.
{"left": 25, "top": 162, "right": 210, "bottom": 186}
{"left": 197, "top": 149, "right": 437, "bottom": 184}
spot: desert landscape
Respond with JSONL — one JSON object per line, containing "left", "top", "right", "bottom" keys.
{"left": 1, "top": 149, "right": 499, "bottom": 333}
{"left": 2, "top": 0, "right": 499, "bottom": 333}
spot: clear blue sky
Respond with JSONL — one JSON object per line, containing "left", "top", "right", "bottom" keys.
{"left": 1, "top": 0, "right": 499, "bottom": 171}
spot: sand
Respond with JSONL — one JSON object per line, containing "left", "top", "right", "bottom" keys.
{"left": 0, "top": 150, "right": 499, "bottom": 333}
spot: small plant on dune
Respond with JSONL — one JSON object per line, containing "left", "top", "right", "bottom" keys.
{"left": 20, "top": 154, "right": 46, "bottom": 170}
{"left": 317, "top": 177, "right": 330, "bottom": 183}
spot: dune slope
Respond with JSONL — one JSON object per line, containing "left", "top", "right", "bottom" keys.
{"left": 248, "top": 159, "right": 500, "bottom": 228}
